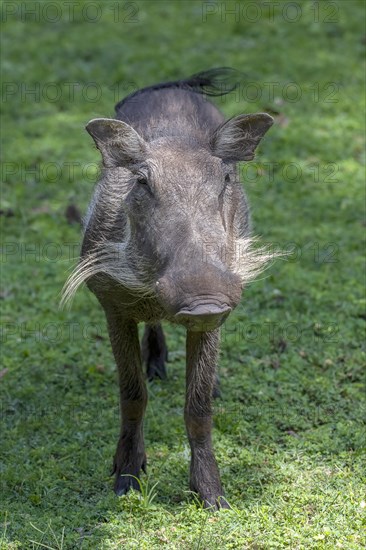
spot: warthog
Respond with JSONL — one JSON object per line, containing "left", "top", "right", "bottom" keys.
{"left": 62, "top": 68, "right": 274, "bottom": 509}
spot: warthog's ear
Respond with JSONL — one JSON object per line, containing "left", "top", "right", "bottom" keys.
{"left": 211, "top": 113, "right": 274, "bottom": 161}
{"left": 86, "top": 118, "right": 147, "bottom": 167}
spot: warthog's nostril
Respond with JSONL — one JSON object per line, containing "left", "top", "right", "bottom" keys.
{"left": 174, "top": 304, "right": 232, "bottom": 331}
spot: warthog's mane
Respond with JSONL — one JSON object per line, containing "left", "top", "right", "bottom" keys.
{"left": 115, "top": 67, "right": 242, "bottom": 112}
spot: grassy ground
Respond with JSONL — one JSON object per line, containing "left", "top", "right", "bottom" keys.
{"left": 1, "top": 0, "right": 365, "bottom": 548}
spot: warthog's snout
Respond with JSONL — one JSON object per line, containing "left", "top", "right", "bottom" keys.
{"left": 156, "top": 264, "right": 243, "bottom": 326}
{"left": 175, "top": 302, "right": 232, "bottom": 331}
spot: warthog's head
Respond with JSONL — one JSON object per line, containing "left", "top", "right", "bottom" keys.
{"left": 63, "top": 114, "right": 274, "bottom": 331}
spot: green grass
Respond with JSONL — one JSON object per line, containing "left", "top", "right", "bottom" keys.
{"left": 1, "top": 0, "right": 365, "bottom": 548}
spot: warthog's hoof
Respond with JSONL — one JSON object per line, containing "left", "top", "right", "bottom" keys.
{"left": 112, "top": 434, "right": 147, "bottom": 496}
{"left": 194, "top": 488, "right": 231, "bottom": 511}
{"left": 190, "top": 477, "right": 231, "bottom": 511}
{"left": 112, "top": 458, "right": 147, "bottom": 496}
{"left": 204, "top": 495, "right": 231, "bottom": 511}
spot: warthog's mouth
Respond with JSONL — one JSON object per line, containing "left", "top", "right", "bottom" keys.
{"left": 174, "top": 302, "right": 232, "bottom": 332}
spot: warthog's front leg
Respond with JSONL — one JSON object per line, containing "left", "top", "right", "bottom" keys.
{"left": 185, "top": 329, "right": 229, "bottom": 510}
{"left": 105, "top": 311, "right": 147, "bottom": 495}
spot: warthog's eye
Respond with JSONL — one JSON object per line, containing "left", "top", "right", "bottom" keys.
{"left": 135, "top": 173, "right": 153, "bottom": 197}
{"left": 225, "top": 174, "right": 230, "bottom": 183}
{"left": 137, "top": 175, "right": 148, "bottom": 186}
